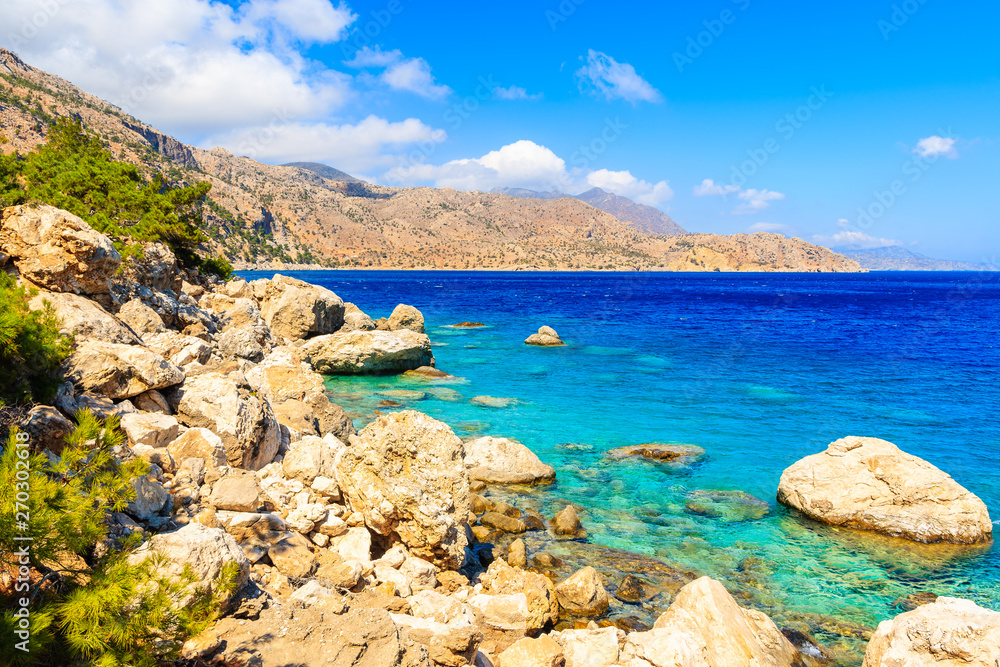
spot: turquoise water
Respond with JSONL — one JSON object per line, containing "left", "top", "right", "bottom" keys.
{"left": 242, "top": 270, "right": 1000, "bottom": 649}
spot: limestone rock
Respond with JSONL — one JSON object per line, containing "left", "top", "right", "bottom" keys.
{"left": 551, "top": 627, "right": 621, "bottom": 667}
{"left": 29, "top": 291, "right": 140, "bottom": 344}
{"left": 467, "top": 592, "right": 532, "bottom": 632}
{"left": 303, "top": 330, "right": 434, "bottom": 375}
{"left": 552, "top": 506, "right": 586, "bottom": 538}
{"left": 525, "top": 326, "right": 565, "bottom": 347}
{"left": 555, "top": 567, "right": 609, "bottom": 617}
{"left": 260, "top": 274, "right": 345, "bottom": 340}
{"left": 209, "top": 472, "right": 264, "bottom": 512}
{"left": 167, "top": 427, "right": 228, "bottom": 467}
{"left": 480, "top": 558, "right": 558, "bottom": 632}
{"left": 626, "top": 576, "right": 800, "bottom": 667}
{"left": 119, "top": 412, "right": 179, "bottom": 449}
{"left": 605, "top": 444, "right": 705, "bottom": 466}
{"left": 337, "top": 411, "right": 469, "bottom": 569}
{"left": 62, "top": 340, "right": 185, "bottom": 399}
{"left": 142, "top": 331, "right": 213, "bottom": 368}
{"left": 407, "top": 590, "right": 477, "bottom": 627}
{"left": 777, "top": 436, "right": 993, "bottom": 544}
{"left": 387, "top": 304, "right": 425, "bottom": 333}
{"left": 20, "top": 405, "right": 72, "bottom": 454}
{"left": 342, "top": 303, "right": 376, "bottom": 331}
{"left": 863, "top": 596, "right": 1000, "bottom": 667}
{"left": 134, "top": 389, "right": 171, "bottom": 415}
{"left": 392, "top": 614, "right": 481, "bottom": 667}
{"left": 496, "top": 635, "right": 565, "bottom": 667}
{"left": 129, "top": 523, "right": 249, "bottom": 605}
{"left": 282, "top": 434, "right": 345, "bottom": 484}
{"left": 269, "top": 533, "right": 318, "bottom": 578}
{"left": 167, "top": 370, "right": 280, "bottom": 470}
{"left": 1, "top": 205, "right": 120, "bottom": 295}
{"left": 126, "top": 475, "right": 172, "bottom": 521}
{"left": 481, "top": 512, "right": 527, "bottom": 534}
{"left": 465, "top": 436, "right": 555, "bottom": 485}
{"left": 118, "top": 298, "right": 166, "bottom": 335}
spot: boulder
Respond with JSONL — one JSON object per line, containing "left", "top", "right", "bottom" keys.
{"left": 167, "top": 427, "right": 227, "bottom": 467}
{"left": 29, "top": 291, "right": 140, "bottom": 344}
{"left": 209, "top": 472, "right": 263, "bottom": 512}
{"left": 303, "top": 330, "right": 435, "bottom": 375}
{"left": 268, "top": 533, "right": 318, "bottom": 578}
{"left": 61, "top": 340, "right": 185, "bottom": 399}
{"left": 119, "top": 412, "right": 179, "bottom": 449}
{"left": 465, "top": 437, "right": 556, "bottom": 485}
{"left": 552, "top": 506, "right": 586, "bottom": 538}
{"left": 685, "top": 489, "right": 769, "bottom": 522}
{"left": 605, "top": 444, "right": 705, "bottom": 466}
{"left": 407, "top": 590, "right": 477, "bottom": 627}
{"left": 141, "top": 331, "right": 213, "bottom": 368}
{"left": 218, "top": 511, "right": 287, "bottom": 563}
{"left": 480, "top": 558, "right": 559, "bottom": 632}
{"left": 20, "top": 405, "right": 73, "bottom": 454}
{"left": 863, "top": 596, "right": 1000, "bottom": 667}
{"left": 282, "top": 434, "right": 345, "bottom": 484}
{"left": 626, "top": 576, "right": 800, "bottom": 667}
{"left": 387, "top": 304, "right": 426, "bottom": 333}
{"left": 1, "top": 205, "right": 120, "bottom": 295}
{"left": 525, "top": 326, "right": 564, "bottom": 347}
{"left": 555, "top": 567, "right": 609, "bottom": 617}
{"left": 133, "top": 389, "right": 171, "bottom": 415}
{"left": 467, "top": 592, "right": 532, "bottom": 632}
{"left": 114, "top": 242, "right": 181, "bottom": 294}
{"left": 126, "top": 476, "right": 172, "bottom": 521}
{"left": 496, "top": 635, "right": 565, "bottom": 667}
{"left": 216, "top": 325, "right": 271, "bottom": 363}
{"left": 481, "top": 512, "right": 527, "bottom": 534}
{"left": 342, "top": 303, "right": 376, "bottom": 331}
{"left": 117, "top": 298, "right": 166, "bottom": 335}
{"left": 391, "top": 615, "right": 481, "bottom": 667}
{"left": 777, "top": 436, "right": 993, "bottom": 544}
{"left": 129, "top": 523, "right": 249, "bottom": 605}
{"left": 260, "top": 274, "right": 345, "bottom": 340}
{"left": 167, "top": 370, "right": 281, "bottom": 470}
{"left": 330, "top": 526, "right": 373, "bottom": 563}
{"left": 551, "top": 628, "right": 620, "bottom": 667}
{"left": 337, "top": 411, "right": 469, "bottom": 569}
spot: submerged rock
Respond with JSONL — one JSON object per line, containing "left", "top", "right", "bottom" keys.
{"left": 684, "top": 489, "right": 770, "bottom": 522}
{"left": 465, "top": 436, "right": 556, "bottom": 485}
{"left": 552, "top": 506, "right": 586, "bottom": 538}
{"left": 303, "top": 330, "right": 434, "bottom": 375}
{"left": 525, "top": 325, "right": 565, "bottom": 347}
{"left": 605, "top": 443, "right": 705, "bottom": 466}
{"left": 470, "top": 395, "right": 517, "bottom": 408}
{"left": 777, "top": 436, "right": 993, "bottom": 544}
{"left": 863, "top": 596, "right": 1000, "bottom": 667}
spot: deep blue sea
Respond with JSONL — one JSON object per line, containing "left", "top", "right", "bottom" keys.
{"left": 241, "top": 270, "right": 1000, "bottom": 634}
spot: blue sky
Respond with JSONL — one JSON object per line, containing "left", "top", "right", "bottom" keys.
{"left": 2, "top": 0, "right": 997, "bottom": 260}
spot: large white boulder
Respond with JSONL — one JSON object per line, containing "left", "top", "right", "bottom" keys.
{"left": 303, "top": 329, "right": 434, "bottom": 375}
{"left": 465, "top": 436, "right": 555, "bottom": 485}
{"left": 260, "top": 274, "right": 344, "bottom": 341}
{"left": 61, "top": 340, "right": 185, "bottom": 399}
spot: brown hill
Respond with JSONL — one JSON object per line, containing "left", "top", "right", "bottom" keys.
{"left": 0, "top": 48, "right": 862, "bottom": 273}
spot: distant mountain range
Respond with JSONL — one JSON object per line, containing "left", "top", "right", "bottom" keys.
{"left": 833, "top": 246, "right": 986, "bottom": 271}
{"left": 491, "top": 186, "right": 687, "bottom": 236}
{"left": 280, "top": 162, "right": 364, "bottom": 183}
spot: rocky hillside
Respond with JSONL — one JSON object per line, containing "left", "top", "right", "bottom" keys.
{"left": 833, "top": 246, "right": 985, "bottom": 271}
{"left": 0, "top": 48, "right": 861, "bottom": 273}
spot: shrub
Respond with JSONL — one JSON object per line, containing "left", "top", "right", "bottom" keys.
{"left": 200, "top": 254, "right": 234, "bottom": 280}
{"left": 0, "top": 272, "right": 72, "bottom": 406}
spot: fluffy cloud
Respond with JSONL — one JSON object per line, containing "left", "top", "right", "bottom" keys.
{"left": 0, "top": 0, "right": 356, "bottom": 135}
{"left": 206, "top": 115, "right": 446, "bottom": 175}
{"left": 575, "top": 50, "right": 662, "bottom": 104}
{"left": 693, "top": 179, "right": 784, "bottom": 214}
{"left": 586, "top": 169, "right": 673, "bottom": 206}
{"left": 346, "top": 46, "right": 451, "bottom": 99}
{"left": 813, "top": 229, "right": 901, "bottom": 249}
{"left": 914, "top": 135, "right": 958, "bottom": 158}
{"left": 385, "top": 140, "right": 567, "bottom": 191}
{"left": 747, "top": 222, "right": 796, "bottom": 235}
{"left": 493, "top": 86, "right": 543, "bottom": 101}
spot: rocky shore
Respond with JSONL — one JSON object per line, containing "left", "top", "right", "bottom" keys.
{"left": 2, "top": 204, "right": 996, "bottom": 667}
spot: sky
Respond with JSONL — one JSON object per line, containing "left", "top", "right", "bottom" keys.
{"left": 1, "top": 0, "right": 998, "bottom": 261}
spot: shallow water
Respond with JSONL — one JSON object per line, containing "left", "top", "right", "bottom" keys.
{"left": 241, "top": 270, "right": 1000, "bottom": 657}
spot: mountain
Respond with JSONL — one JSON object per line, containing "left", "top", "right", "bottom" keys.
{"left": 492, "top": 186, "right": 688, "bottom": 236}
{"left": 280, "top": 162, "right": 363, "bottom": 183}
{"left": 574, "top": 187, "right": 686, "bottom": 236}
{"left": 833, "top": 246, "right": 985, "bottom": 271}
{"left": 0, "top": 48, "right": 860, "bottom": 273}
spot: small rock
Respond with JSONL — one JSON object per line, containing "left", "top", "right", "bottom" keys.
{"left": 507, "top": 539, "right": 527, "bottom": 568}
{"left": 552, "top": 506, "right": 586, "bottom": 538}
{"left": 555, "top": 567, "right": 609, "bottom": 617}
{"left": 525, "top": 326, "right": 565, "bottom": 347}
{"left": 480, "top": 511, "right": 527, "bottom": 534}
{"left": 496, "top": 635, "right": 565, "bottom": 667}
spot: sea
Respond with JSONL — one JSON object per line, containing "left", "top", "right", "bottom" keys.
{"left": 240, "top": 270, "right": 1000, "bottom": 643}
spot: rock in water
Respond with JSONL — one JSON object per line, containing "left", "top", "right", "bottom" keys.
{"left": 525, "top": 325, "right": 566, "bottom": 346}
{"left": 777, "top": 436, "right": 992, "bottom": 544}
{"left": 336, "top": 411, "right": 470, "bottom": 569}
{"left": 605, "top": 443, "right": 705, "bottom": 466}
{"left": 863, "top": 596, "right": 1000, "bottom": 667}
{"left": 626, "top": 576, "right": 802, "bottom": 667}
{"left": 465, "top": 436, "right": 556, "bottom": 485}
{"left": 260, "top": 274, "right": 345, "bottom": 341}
{"left": 555, "top": 566, "right": 609, "bottom": 617}
{"left": 387, "top": 303, "right": 425, "bottom": 333}
{"left": 1, "top": 205, "right": 120, "bottom": 295}
{"left": 303, "top": 329, "right": 435, "bottom": 375}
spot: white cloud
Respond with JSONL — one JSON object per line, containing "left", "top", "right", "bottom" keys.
{"left": 747, "top": 222, "right": 796, "bottom": 235}
{"left": 493, "top": 86, "right": 543, "bottom": 101}
{"left": 836, "top": 217, "right": 851, "bottom": 228}
{"left": 734, "top": 188, "right": 785, "bottom": 214}
{"left": 813, "top": 230, "right": 901, "bottom": 249}
{"left": 386, "top": 140, "right": 568, "bottom": 192}
{"left": 692, "top": 178, "right": 739, "bottom": 196}
{"left": 0, "top": 0, "right": 357, "bottom": 136}
{"left": 914, "top": 135, "right": 958, "bottom": 159}
{"left": 693, "top": 179, "right": 784, "bottom": 214}
{"left": 586, "top": 169, "right": 673, "bottom": 206}
{"left": 345, "top": 46, "right": 450, "bottom": 100}
{"left": 575, "top": 50, "right": 662, "bottom": 104}
{"left": 206, "top": 115, "right": 446, "bottom": 174}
